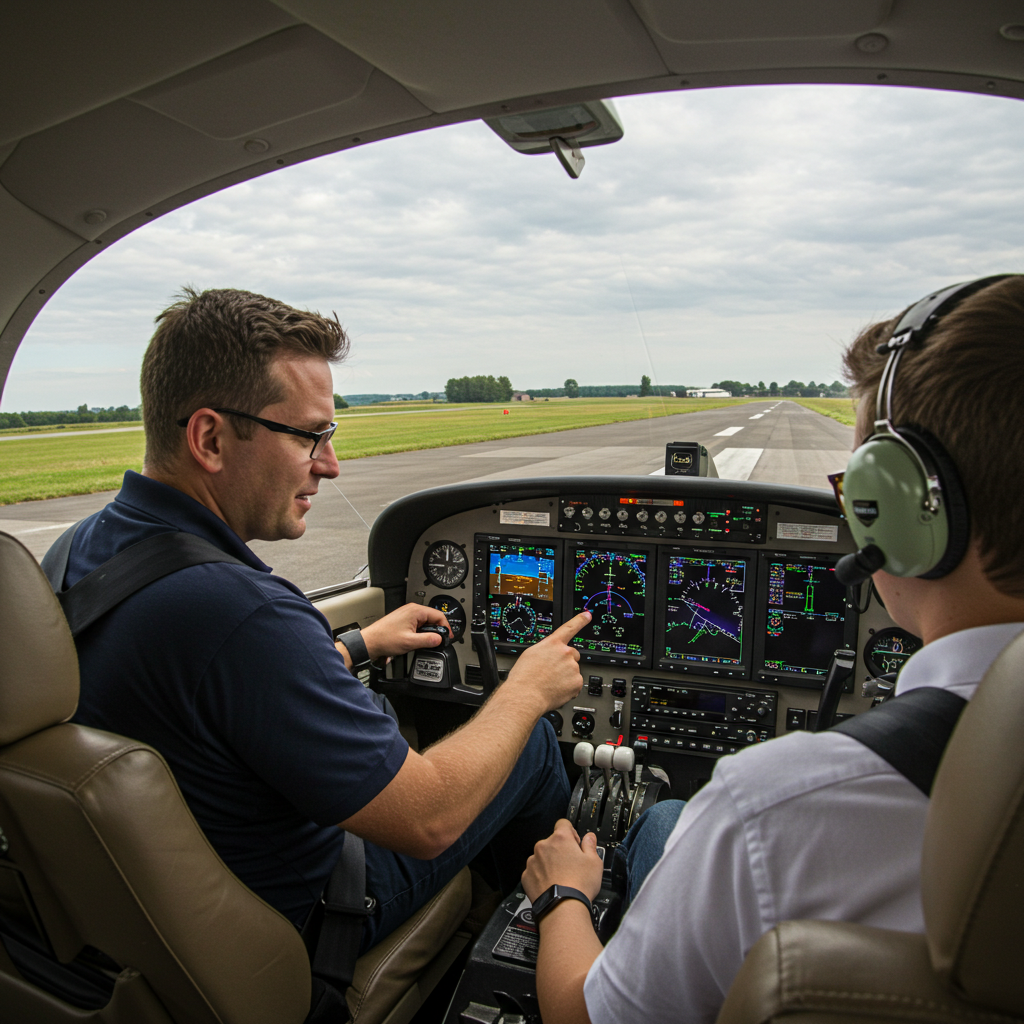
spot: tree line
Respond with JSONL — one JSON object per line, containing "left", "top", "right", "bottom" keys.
{"left": 713, "top": 380, "right": 849, "bottom": 397}
{"left": 0, "top": 403, "right": 142, "bottom": 429}
{"left": 444, "top": 375, "right": 513, "bottom": 403}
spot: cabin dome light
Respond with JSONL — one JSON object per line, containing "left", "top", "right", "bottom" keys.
{"left": 484, "top": 99, "right": 624, "bottom": 179}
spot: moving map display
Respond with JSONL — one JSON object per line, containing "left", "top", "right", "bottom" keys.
{"left": 568, "top": 545, "right": 651, "bottom": 663}
{"left": 485, "top": 541, "right": 557, "bottom": 649}
{"left": 760, "top": 557, "right": 848, "bottom": 677}
{"left": 661, "top": 554, "right": 750, "bottom": 670}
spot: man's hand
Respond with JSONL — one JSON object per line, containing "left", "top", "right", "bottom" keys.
{"left": 523, "top": 819, "right": 604, "bottom": 902}
{"left": 505, "top": 611, "right": 591, "bottom": 714}
{"left": 347, "top": 603, "right": 452, "bottom": 663}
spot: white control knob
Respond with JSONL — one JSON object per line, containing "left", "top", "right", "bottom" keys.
{"left": 612, "top": 746, "right": 635, "bottom": 801}
{"left": 594, "top": 742, "right": 616, "bottom": 791}
{"left": 574, "top": 742, "right": 595, "bottom": 797}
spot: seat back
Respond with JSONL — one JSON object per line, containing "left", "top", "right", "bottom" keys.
{"left": 0, "top": 530, "right": 311, "bottom": 1024}
{"left": 717, "top": 630, "right": 1024, "bottom": 1024}
{"left": 922, "top": 629, "right": 1024, "bottom": 1015}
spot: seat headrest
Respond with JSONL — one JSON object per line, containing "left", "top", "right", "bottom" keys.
{"left": 0, "top": 531, "right": 78, "bottom": 745}
{"left": 922, "top": 629, "right": 1024, "bottom": 1016}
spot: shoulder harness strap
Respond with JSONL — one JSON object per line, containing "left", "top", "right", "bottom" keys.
{"left": 832, "top": 686, "right": 967, "bottom": 796}
{"left": 46, "top": 529, "right": 246, "bottom": 638}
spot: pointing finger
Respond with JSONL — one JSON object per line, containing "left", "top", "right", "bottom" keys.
{"left": 550, "top": 610, "right": 592, "bottom": 643}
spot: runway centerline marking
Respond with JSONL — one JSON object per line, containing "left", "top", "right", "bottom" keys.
{"left": 714, "top": 426, "right": 744, "bottom": 436}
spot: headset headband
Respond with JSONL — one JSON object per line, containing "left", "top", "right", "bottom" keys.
{"left": 869, "top": 274, "right": 1014, "bottom": 514}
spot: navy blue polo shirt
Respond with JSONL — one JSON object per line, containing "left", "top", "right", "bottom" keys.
{"left": 67, "top": 471, "right": 408, "bottom": 925}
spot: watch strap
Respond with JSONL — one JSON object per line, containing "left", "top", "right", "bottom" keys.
{"left": 338, "top": 628, "right": 371, "bottom": 670}
{"left": 531, "top": 884, "right": 593, "bottom": 923}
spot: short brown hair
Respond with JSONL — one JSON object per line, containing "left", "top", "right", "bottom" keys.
{"left": 843, "top": 275, "right": 1024, "bottom": 597}
{"left": 141, "top": 287, "right": 349, "bottom": 469}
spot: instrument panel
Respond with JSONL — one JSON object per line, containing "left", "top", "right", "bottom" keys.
{"left": 374, "top": 478, "right": 902, "bottom": 765}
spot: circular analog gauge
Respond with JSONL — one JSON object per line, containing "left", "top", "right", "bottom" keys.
{"left": 423, "top": 541, "right": 468, "bottom": 589}
{"left": 428, "top": 595, "right": 466, "bottom": 639}
{"left": 501, "top": 597, "right": 538, "bottom": 641}
{"left": 864, "top": 627, "right": 923, "bottom": 678}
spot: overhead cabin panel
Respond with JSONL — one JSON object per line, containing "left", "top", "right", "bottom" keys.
{"left": 631, "top": 0, "right": 1024, "bottom": 85}
{"left": 268, "top": 0, "right": 670, "bottom": 112}
{"left": 133, "top": 26, "right": 376, "bottom": 140}
{"left": 629, "top": 0, "right": 893, "bottom": 43}
{"left": 0, "top": 75, "right": 430, "bottom": 241}
{"left": 0, "top": 0, "right": 299, "bottom": 147}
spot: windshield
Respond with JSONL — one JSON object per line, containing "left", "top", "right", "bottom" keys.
{"left": 2, "top": 84, "right": 1023, "bottom": 590}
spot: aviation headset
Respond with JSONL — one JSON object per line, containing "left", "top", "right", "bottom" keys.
{"left": 834, "top": 274, "right": 1017, "bottom": 587}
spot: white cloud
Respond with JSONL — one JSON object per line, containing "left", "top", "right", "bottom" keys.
{"left": 4, "top": 83, "right": 1024, "bottom": 409}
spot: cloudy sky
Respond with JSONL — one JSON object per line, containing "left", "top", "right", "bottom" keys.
{"left": 4, "top": 83, "right": 1024, "bottom": 411}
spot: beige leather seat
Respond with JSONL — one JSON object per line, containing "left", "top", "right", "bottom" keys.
{"left": 0, "top": 530, "right": 471, "bottom": 1024}
{"left": 718, "top": 630, "right": 1024, "bottom": 1024}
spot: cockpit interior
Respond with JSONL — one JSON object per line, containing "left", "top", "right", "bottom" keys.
{"left": 2, "top": 4, "right": 1024, "bottom": 1024}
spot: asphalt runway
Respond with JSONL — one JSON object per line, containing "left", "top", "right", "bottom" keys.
{"left": 0, "top": 400, "right": 853, "bottom": 592}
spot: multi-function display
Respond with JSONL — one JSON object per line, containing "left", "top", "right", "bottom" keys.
{"left": 483, "top": 540, "right": 557, "bottom": 651}
{"left": 658, "top": 551, "right": 753, "bottom": 676}
{"left": 756, "top": 555, "right": 850, "bottom": 680}
{"left": 567, "top": 543, "right": 652, "bottom": 665}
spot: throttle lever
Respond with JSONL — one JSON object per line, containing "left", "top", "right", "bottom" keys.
{"left": 470, "top": 612, "right": 500, "bottom": 695}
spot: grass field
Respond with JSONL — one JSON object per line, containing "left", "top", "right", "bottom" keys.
{"left": 788, "top": 397, "right": 859, "bottom": 427}
{"left": 0, "top": 419, "right": 143, "bottom": 437}
{"left": 0, "top": 397, "right": 759, "bottom": 505}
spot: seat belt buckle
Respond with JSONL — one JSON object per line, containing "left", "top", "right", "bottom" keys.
{"left": 322, "top": 894, "right": 376, "bottom": 916}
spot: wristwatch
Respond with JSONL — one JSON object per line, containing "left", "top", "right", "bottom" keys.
{"left": 337, "top": 628, "right": 372, "bottom": 671}
{"left": 531, "top": 884, "right": 593, "bottom": 923}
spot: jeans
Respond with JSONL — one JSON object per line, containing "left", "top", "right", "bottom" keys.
{"left": 613, "top": 799, "right": 686, "bottom": 907}
{"left": 359, "top": 719, "right": 569, "bottom": 951}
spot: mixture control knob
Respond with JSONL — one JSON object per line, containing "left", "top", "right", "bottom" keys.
{"left": 572, "top": 711, "right": 596, "bottom": 736}
{"left": 636, "top": 509, "right": 648, "bottom": 522}
{"left": 563, "top": 506, "right": 576, "bottom": 518}
{"left": 692, "top": 511, "right": 706, "bottom": 525}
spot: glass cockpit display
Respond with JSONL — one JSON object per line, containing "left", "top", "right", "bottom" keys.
{"left": 658, "top": 551, "right": 753, "bottom": 674}
{"left": 755, "top": 554, "right": 854, "bottom": 682}
{"left": 481, "top": 540, "right": 557, "bottom": 651}
{"left": 567, "top": 543, "right": 652, "bottom": 665}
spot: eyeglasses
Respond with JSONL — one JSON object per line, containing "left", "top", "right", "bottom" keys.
{"left": 177, "top": 408, "right": 338, "bottom": 459}
{"left": 827, "top": 471, "right": 845, "bottom": 513}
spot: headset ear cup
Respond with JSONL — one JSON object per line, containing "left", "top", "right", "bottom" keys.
{"left": 899, "top": 424, "right": 971, "bottom": 579}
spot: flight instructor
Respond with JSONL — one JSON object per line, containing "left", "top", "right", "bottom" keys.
{"left": 58, "top": 287, "right": 589, "bottom": 955}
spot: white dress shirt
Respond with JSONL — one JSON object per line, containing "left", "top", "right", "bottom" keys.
{"left": 584, "top": 622, "right": 1024, "bottom": 1024}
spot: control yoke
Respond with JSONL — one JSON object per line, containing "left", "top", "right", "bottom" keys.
{"left": 813, "top": 648, "right": 857, "bottom": 732}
